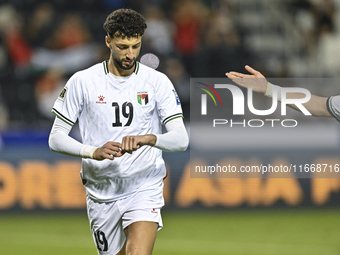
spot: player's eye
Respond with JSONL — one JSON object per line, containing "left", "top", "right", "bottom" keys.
{"left": 116, "top": 45, "right": 127, "bottom": 50}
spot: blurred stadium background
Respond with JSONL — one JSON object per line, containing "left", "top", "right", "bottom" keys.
{"left": 1, "top": 0, "right": 340, "bottom": 254}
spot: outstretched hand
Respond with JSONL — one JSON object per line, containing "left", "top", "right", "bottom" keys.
{"left": 226, "top": 65, "right": 268, "bottom": 94}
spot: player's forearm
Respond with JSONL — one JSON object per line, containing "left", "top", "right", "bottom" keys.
{"left": 155, "top": 129, "right": 188, "bottom": 152}
{"left": 154, "top": 118, "right": 189, "bottom": 152}
{"left": 144, "top": 134, "right": 157, "bottom": 146}
{"left": 285, "top": 94, "right": 330, "bottom": 117}
{"left": 49, "top": 117, "right": 97, "bottom": 158}
{"left": 49, "top": 130, "right": 82, "bottom": 157}
{"left": 265, "top": 83, "right": 330, "bottom": 117}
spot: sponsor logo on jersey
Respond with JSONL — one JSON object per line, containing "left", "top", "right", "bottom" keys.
{"left": 172, "top": 89, "right": 181, "bottom": 105}
{"left": 58, "top": 87, "right": 67, "bottom": 101}
{"left": 151, "top": 208, "right": 158, "bottom": 214}
{"left": 137, "top": 91, "right": 149, "bottom": 106}
{"left": 96, "top": 95, "right": 107, "bottom": 104}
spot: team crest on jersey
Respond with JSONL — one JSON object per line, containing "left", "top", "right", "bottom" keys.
{"left": 172, "top": 89, "right": 181, "bottom": 105}
{"left": 137, "top": 91, "right": 149, "bottom": 106}
{"left": 58, "top": 87, "right": 67, "bottom": 101}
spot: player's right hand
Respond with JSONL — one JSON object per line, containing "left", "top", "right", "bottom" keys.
{"left": 226, "top": 65, "right": 268, "bottom": 94}
{"left": 92, "top": 141, "right": 123, "bottom": 161}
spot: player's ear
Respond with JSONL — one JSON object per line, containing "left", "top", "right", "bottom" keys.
{"left": 105, "top": 35, "right": 111, "bottom": 49}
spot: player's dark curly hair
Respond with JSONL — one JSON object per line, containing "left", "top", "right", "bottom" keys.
{"left": 103, "top": 9, "right": 147, "bottom": 38}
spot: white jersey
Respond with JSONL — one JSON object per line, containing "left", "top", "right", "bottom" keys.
{"left": 52, "top": 61, "right": 183, "bottom": 202}
{"left": 327, "top": 95, "right": 340, "bottom": 121}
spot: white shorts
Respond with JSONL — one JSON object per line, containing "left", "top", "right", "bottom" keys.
{"left": 86, "top": 185, "right": 164, "bottom": 255}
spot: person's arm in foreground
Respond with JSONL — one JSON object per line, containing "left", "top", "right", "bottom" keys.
{"left": 226, "top": 65, "right": 331, "bottom": 117}
{"left": 49, "top": 116, "right": 188, "bottom": 159}
{"left": 120, "top": 117, "right": 189, "bottom": 154}
{"left": 48, "top": 117, "right": 123, "bottom": 160}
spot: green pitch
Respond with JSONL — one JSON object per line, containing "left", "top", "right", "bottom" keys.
{"left": 0, "top": 209, "right": 339, "bottom": 255}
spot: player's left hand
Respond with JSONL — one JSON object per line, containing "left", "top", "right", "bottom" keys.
{"left": 121, "top": 134, "right": 157, "bottom": 154}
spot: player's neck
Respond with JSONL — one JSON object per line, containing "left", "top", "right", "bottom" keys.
{"left": 108, "top": 58, "right": 135, "bottom": 77}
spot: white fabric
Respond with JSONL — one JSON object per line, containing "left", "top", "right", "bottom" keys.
{"left": 81, "top": 145, "right": 98, "bottom": 159}
{"left": 155, "top": 117, "right": 188, "bottom": 152}
{"left": 110, "top": 72, "right": 132, "bottom": 84}
{"left": 327, "top": 95, "right": 340, "bottom": 121}
{"left": 51, "top": 61, "right": 184, "bottom": 202}
{"left": 49, "top": 117, "right": 98, "bottom": 158}
{"left": 48, "top": 117, "right": 83, "bottom": 157}
{"left": 265, "top": 82, "right": 282, "bottom": 101}
{"left": 87, "top": 181, "right": 163, "bottom": 255}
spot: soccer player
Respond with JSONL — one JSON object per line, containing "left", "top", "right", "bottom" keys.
{"left": 226, "top": 65, "right": 339, "bottom": 118}
{"left": 48, "top": 9, "right": 189, "bottom": 255}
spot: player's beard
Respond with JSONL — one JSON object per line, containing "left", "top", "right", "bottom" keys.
{"left": 113, "top": 56, "right": 136, "bottom": 70}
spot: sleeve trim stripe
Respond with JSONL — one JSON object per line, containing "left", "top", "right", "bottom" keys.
{"left": 52, "top": 108, "right": 75, "bottom": 126}
{"left": 163, "top": 113, "right": 183, "bottom": 125}
{"left": 164, "top": 115, "right": 184, "bottom": 125}
{"left": 327, "top": 97, "right": 340, "bottom": 122}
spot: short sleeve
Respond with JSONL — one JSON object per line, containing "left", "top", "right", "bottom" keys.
{"left": 155, "top": 74, "right": 183, "bottom": 125}
{"left": 327, "top": 95, "right": 340, "bottom": 122}
{"left": 51, "top": 73, "right": 83, "bottom": 126}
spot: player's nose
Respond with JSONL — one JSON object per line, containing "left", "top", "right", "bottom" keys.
{"left": 126, "top": 48, "right": 134, "bottom": 60}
